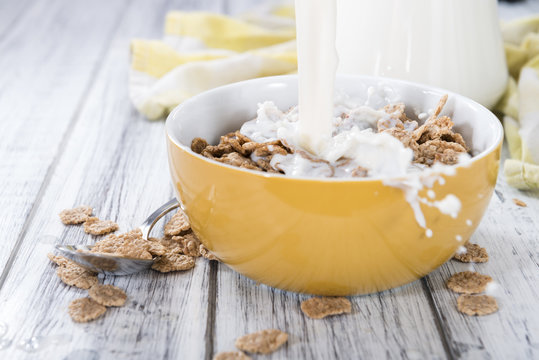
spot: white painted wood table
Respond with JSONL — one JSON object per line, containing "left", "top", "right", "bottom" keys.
{"left": 0, "top": 0, "right": 538, "bottom": 359}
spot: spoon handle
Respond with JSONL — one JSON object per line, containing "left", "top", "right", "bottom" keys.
{"left": 139, "top": 198, "right": 181, "bottom": 240}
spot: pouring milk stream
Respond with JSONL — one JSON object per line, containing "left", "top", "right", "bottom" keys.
{"left": 294, "top": 0, "right": 338, "bottom": 154}
{"left": 290, "top": 0, "right": 486, "bottom": 236}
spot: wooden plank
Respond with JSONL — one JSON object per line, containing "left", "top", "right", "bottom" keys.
{"left": 0, "top": 0, "right": 130, "bottom": 281}
{"left": 425, "top": 148, "right": 539, "bottom": 359}
{"left": 0, "top": 0, "right": 38, "bottom": 37}
{"left": 0, "top": 0, "right": 224, "bottom": 359}
{"left": 213, "top": 266, "right": 448, "bottom": 359}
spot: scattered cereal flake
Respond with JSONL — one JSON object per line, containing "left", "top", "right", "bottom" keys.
{"left": 164, "top": 211, "right": 191, "bottom": 237}
{"left": 88, "top": 284, "right": 127, "bottom": 307}
{"left": 200, "top": 244, "right": 219, "bottom": 261}
{"left": 235, "top": 329, "right": 288, "bottom": 355}
{"left": 213, "top": 351, "right": 252, "bottom": 360}
{"left": 158, "top": 236, "right": 184, "bottom": 255}
{"left": 83, "top": 217, "right": 119, "bottom": 235}
{"left": 47, "top": 253, "right": 70, "bottom": 267}
{"left": 91, "top": 229, "right": 152, "bottom": 260}
{"left": 56, "top": 261, "right": 98, "bottom": 289}
{"left": 300, "top": 297, "right": 352, "bottom": 319}
{"left": 446, "top": 271, "right": 492, "bottom": 294}
{"left": 68, "top": 298, "right": 107, "bottom": 323}
{"left": 151, "top": 253, "right": 195, "bottom": 273}
{"left": 147, "top": 237, "right": 168, "bottom": 256}
{"left": 513, "top": 198, "right": 527, "bottom": 207}
{"left": 175, "top": 233, "right": 201, "bottom": 257}
{"left": 453, "top": 243, "right": 489, "bottom": 263}
{"left": 457, "top": 294, "right": 499, "bottom": 316}
{"left": 59, "top": 206, "right": 93, "bottom": 225}
{"left": 191, "top": 137, "right": 209, "bottom": 154}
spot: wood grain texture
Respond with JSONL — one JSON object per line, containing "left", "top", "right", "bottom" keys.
{"left": 0, "top": 0, "right": 537, "bottom": 359}
{"left": 213, "top": 266, "right": 448, "bottom": 360}
{"left": 0, "top": 0, "right": 224, "bottom": 359}
{"left": 424, "top": 148, "right": 539, "bottom": 360}
{"left": 0, "top": 0, "right": 130, "bottom": 284}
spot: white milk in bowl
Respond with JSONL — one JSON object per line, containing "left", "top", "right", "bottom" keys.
{"left": 335, "top": 0, "right": 508, "bottom": 108}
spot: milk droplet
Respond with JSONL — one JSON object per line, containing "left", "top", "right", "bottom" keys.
{"left": 17, "top": 333, "right": 72, "bottom": 353}
{"left": 455, "top": 246, "right": 467, "bottom": 255}
{"left": 426, "top": 229, "right": 433, "bottom": 238}
{"left": 456, "top": 235, "right": 463, "bottom": 242}
{"left": 0, "top": 337, "right": 12, "bottom": 350}
{"left": 485, "top": 281, "right": 501, "bottom": 296}
{"left": 466, "top": 219, "right": 472, "bottom": 226}
{"left": 427, "top": 190, "right": 435, "bottom": 199}
{"left": 0, "top": 322, "right": 7, "bottom": 338}
{"left": 17, "top": 336, "right": 41, "bottom": 352}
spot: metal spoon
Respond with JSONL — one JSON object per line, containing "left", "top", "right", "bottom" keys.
{"left": 55, "top": 198, "right": 181, "bottom": 276}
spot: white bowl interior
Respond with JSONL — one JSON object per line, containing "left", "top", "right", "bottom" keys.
{"left": 167, "top": 75, "right": 503, "bottom": 163}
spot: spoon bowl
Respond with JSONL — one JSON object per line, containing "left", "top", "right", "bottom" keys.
{"left": 56, "top": 198, "right": 180, "bottom": 275}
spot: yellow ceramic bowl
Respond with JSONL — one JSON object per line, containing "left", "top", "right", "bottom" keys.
{"left": 166, "top": 75, "right": 503, "bottom": 296}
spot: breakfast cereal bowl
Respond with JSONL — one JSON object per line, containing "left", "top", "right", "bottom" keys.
{"left": 166, "top": 75, "right": 502, "bottom": 296}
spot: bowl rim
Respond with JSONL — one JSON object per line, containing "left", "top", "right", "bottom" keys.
{"left": 166, "top": 74, "right": 504, "bottom": 183}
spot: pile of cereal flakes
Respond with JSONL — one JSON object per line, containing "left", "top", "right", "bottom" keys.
{"left": 53, "top": 205, "right": 217, "bottom": 323}
{"left": 449, "top": 241, "right": 498, "bottom": 316}
{"left": 53, "top": 199, "right": 511, "bottom": 358}
{"left": 191, "top": 95, "right": 469, "bottom": 176}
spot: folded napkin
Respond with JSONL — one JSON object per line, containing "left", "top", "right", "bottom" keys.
{"left": 129, "top": 9, "right": 297, "bottom": 120}
{"left": 496, "top": 16, "right": 539, "bottom": 190}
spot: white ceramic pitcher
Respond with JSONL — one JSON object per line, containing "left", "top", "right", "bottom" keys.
{"left": 336, "top": 0, "right": 508, "bottom": 108}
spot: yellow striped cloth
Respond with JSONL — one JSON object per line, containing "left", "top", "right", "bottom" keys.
{"left": 496, "top": 16, "right": 539, "bottom": 190}
{"left": 129, "top": 9, "right": 296, "bottom": 120}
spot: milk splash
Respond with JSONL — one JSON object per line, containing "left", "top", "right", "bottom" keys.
{"left": 292, "top": 0, "right": 465, "bottom": 233}
{"left": 383, "top": 162, "right": 464, "bottom": 236}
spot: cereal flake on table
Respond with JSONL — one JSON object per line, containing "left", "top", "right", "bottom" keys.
{"left": 300, "top": 297, "right": 352, "bottom": 319}
{"left": 453, "top": 243, "right": 489, "bottom": 263}
{"left": 151, "top": 253, "right": 195, "bottom": 273}
{"left": 49, "top": 255, "right": 98, "bottom": 290}
{"left": 174, "top": 232, "right": 202, "bottom": 257}
{"left": 447, "top": 271, "right": 492, "bottom": 294}
{"left": 88, "top": 284, "right": 127, "bottom": 307}
{"left": 235, "top": 329, "right": 288, "bottom": 355}
{"left": 512, "top": 198, "right": 527, "bottom": 207}
{"left": 59, "top": 205, "right": 93, "bottom": 225}
{"left": 47, "top": 253, "right": 70, "bottom": 267}
{"left": 200, "top": 244, "right": 219, "bottom": 261}
{"left": 457, "top": 294, "right": 499, "bottom": 316}
{"left": 147, "top": 237, "right": 168, "bottom": 256}
{"left": 156, "top": 236, "right": 184, "bottom": 255}
{"left": 164, "top": 211, "right": 191, "bottom": 236}
{"left": 68, "top": 297, "right": 107, "bottom": 323}
{"left": 83, "top": 217, "right": 119, "bottom": 235}
{"left": 213, "top": 351, "right": 252, "bottom": 360}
